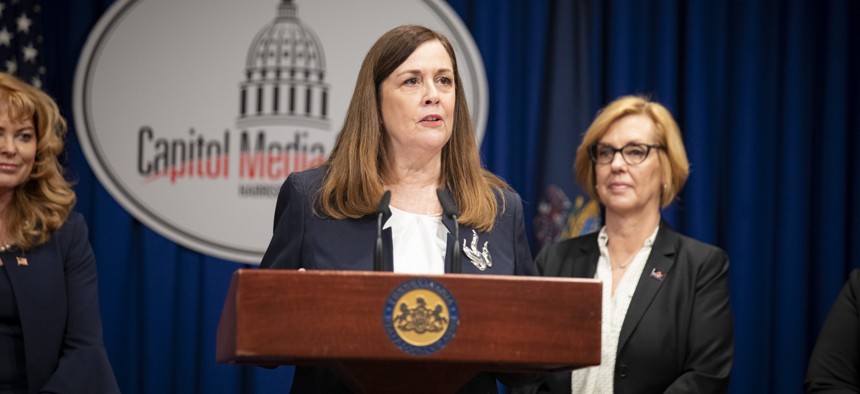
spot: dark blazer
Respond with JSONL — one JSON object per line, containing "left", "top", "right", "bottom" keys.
{"left": 261, "top": 166, "right": 533, "bottom": 276}
{"left": 3, "top": 212, "right": 119, "bottom": 394}
{"left": 804, "top": 269, "right": 860, "bottom": 393}
{"left": 260, "top": 166, "right": 534, "bottom": 393}
{"left": 525, "top": 223, "right": 733, "bottom": 394}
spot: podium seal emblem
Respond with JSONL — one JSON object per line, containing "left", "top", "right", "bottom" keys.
{"left": 383, "top": 278, "right": 459, "bottom": 355}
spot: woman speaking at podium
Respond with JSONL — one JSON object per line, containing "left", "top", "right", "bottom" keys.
{"left": 260, "top": 25, "right": 533, "bottom": 393}
{"left": 521, "top": 96, "right": 733, "bottom": 393}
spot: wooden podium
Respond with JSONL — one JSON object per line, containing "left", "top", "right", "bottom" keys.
{"left": 217, "top": 269, "right": 601, "bottom": 393}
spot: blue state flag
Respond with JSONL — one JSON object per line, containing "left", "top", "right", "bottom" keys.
{"left": 532, "top": 1, "right": 602, "bottom": 249}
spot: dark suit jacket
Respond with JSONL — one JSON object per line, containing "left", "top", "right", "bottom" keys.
{"left": 3, "top": 212, "right": 119, "bottom": 394}
{"left": 804, "top": 269, "right": 860, "bottom": 393}
{"left": 524, "top": 223, "right": 733, "bottom": 394}
{"left": 260, "top": 167, "right": 534, "bottom": 393}
{"left": 261, "top": 166, "right": 533, "bottom": 275}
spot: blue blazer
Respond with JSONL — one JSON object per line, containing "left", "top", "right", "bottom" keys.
{"left": 523, "top": 223, "right": 733, "bottom": 394}
{"left": 3, "top": 212, "right": 119, "bottom": 394}
{"left": 261, "top": 166, "right": 533, "bottom": 276}
{"left": 260, "top": 166, "right": 534, "bottom": 393}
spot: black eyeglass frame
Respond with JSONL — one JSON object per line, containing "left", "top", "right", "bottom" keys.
{"left": 588, "top": 143, "right": 665, "bottom": 165}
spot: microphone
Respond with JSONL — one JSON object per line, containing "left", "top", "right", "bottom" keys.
{"left": 436, "top": 189, "right": 461, "bottom": 273}
{"left": 374, "top": 190, "right": 391, "bottom": 271}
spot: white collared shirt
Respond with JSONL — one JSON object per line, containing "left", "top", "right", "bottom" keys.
{"left": 571, "top": 225, "right": 659, "bottom": 394}
{"left": 385, "top": 206, "right": 447, "bottom": 274}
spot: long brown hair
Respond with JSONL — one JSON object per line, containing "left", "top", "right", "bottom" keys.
{"left": 318, "top": 25, "right": 508, "bottom": 231}
{"left": 0, "top": 73, "right": 75, "bottom": 249}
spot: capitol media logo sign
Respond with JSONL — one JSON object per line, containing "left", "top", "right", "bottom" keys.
{"left": 74, "top": 0, "right": 488, "bottom": 263}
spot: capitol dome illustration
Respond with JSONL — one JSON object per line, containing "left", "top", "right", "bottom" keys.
{"left": 238, "top": 0, "right": 329, "bottom": 129}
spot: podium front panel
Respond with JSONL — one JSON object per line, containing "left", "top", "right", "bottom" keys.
{"left": 217, "top": 269, "right": 600, "bottom": 372}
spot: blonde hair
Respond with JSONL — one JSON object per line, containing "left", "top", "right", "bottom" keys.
{"left": 318, "top": 25, "right": 508, "bottom": 231}
{"left": 574, "top": 95, "right": 689, "bottom": 207}
{"left": 0, "top": 73, "right": 75, "bottom": 249}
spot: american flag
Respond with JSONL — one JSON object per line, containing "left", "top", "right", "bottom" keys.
{"left": 0, "top": 0, "right": 45, "bottom": 88}
{"left": 650, "top": 268, "right": 666, "bottom": 281}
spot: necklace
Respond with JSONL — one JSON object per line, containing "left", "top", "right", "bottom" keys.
{"left": 0, "top": 243, "right": 13, "bottom": 252}
{"left": 615, "top": 254, "right": 636, "bottom": 269}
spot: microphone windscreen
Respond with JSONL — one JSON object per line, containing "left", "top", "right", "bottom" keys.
{"left": 376, "top": 190, "right": 392, "bottom": 215}
{"left": 436, "top": 189, "right": 459, "bottom": 218}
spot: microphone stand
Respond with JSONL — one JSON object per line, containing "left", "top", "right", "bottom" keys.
{"left": 436, "top": 189, "right": 461, "bottom": 274}
{"left": 374, "top": 190, "right": 391, "bottom": 271}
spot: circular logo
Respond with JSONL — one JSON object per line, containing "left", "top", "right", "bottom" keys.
{"left": 73, "top": 0, "right": 488, "bottom": 263}
{"left": 383, "top": 278, "right": 459, "bottom": 355}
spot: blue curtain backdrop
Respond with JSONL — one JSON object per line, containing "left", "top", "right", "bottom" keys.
{"left": 24, "top": 0, "right": 860, "bottom": 392}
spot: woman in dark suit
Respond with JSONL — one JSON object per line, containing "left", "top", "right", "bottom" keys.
{"left": 260, "top": 25, "right": 533, "bottom": 393}
{"left": 0, "top": 73, "right": 119, "bottom": 393}
{"left": 524, "top": 96, "right": 733, "bottom": 393}
{"left": 805, "top": 269, "right": 860, "bottom": 392}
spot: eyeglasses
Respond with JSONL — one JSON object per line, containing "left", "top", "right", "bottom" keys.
{"left": 589, "top": 143, "right": 665, "bottom": 165}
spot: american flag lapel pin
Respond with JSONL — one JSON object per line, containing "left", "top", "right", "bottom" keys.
{"left": 16, "top": 257, "right": 28, "bottom": 266}
{"left": 649, "top": 268, "right": 665, "bottom": 281}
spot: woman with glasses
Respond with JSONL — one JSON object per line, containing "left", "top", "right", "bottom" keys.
{"left": 521, "top": 96, "right": 733, "bottom": 393}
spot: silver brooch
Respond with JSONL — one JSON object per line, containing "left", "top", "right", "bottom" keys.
{"left": 463, "top": 230, "right": 492, "bottom": 271}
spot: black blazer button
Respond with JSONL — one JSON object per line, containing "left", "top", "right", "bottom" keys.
{"left": 617, "top": 364, "right": 628, "bottom": 378}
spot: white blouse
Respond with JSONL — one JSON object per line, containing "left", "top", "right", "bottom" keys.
{"left": 571, "top": 225, "right": 659, "bottom": 393}
{"left": 384, "top": 206, "right": 448, "bottom": 274}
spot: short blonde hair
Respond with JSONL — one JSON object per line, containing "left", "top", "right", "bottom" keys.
{"left": 574, "top": 95, "right": 689, "bottom": 208}
{"left": 0, "top": 73, "right": 75, "bottom": 249}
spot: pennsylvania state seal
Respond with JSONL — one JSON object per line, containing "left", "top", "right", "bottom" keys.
{"left": 383, "top": 278, "right": 459, "bottom": 355}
